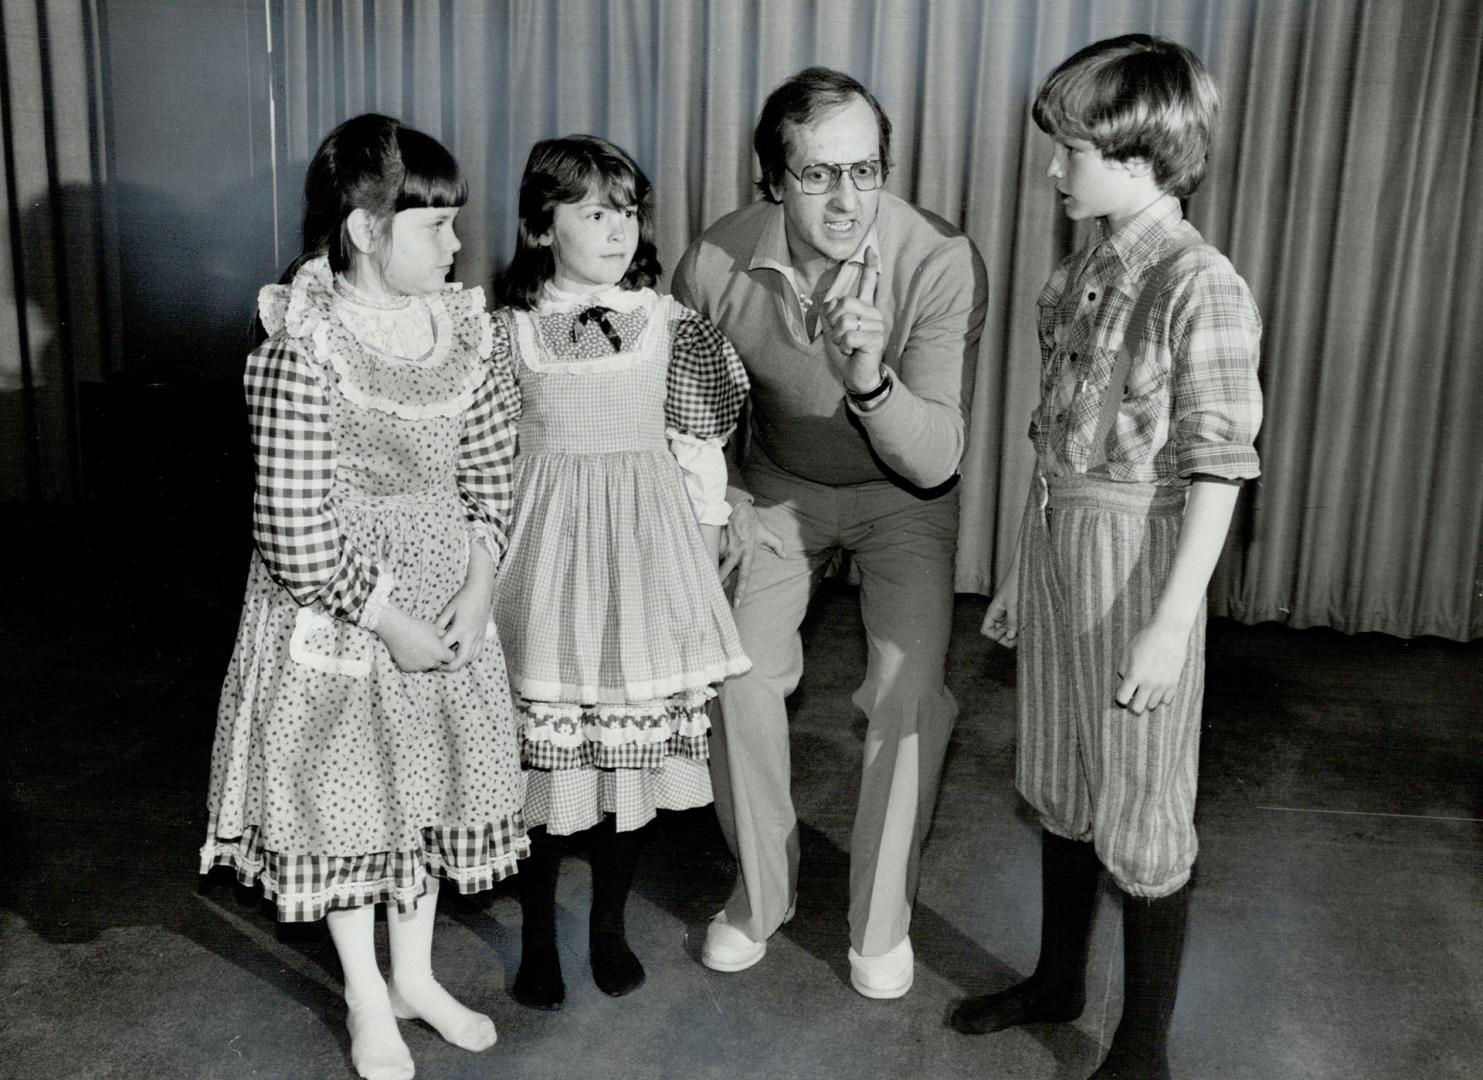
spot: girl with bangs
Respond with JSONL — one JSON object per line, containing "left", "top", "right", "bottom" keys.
{"left": 491, "top": 135, "right": 750, "bottom": 1010}
{"left": 200, "top": 114, "right": 527, "bottom": 1079}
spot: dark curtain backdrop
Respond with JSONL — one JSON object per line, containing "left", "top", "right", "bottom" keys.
{"left": 4, "top": 0, "right": 1481, "bottom": 641}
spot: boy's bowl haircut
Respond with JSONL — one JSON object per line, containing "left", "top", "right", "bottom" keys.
{"left": 1032, "top": 33, "right": 1219, "bottom": 199}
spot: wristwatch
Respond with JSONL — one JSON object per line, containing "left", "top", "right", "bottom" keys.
{"left": 845, "top": 367, "right": 892, "bottom": 408}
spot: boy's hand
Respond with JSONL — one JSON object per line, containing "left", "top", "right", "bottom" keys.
{"left": 981, "top": 575, "right": 1021, "bottom": 649}
{"left": 1115, "top": 615, "right": 1192, "bottom": 714}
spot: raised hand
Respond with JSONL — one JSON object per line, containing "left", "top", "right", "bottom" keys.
{"left": 821, "top": 247, "right": 885, "bottom": 392}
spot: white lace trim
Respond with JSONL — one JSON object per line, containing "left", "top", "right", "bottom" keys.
{"left": 333, "top": 288, "right": 437, "bottom": 361}
{"left": 357, "top": 567, "right": 397, "bottom": 631}
{"left": 289, "top": 604, "right": 375, "bottom": 678}
{"left": 511, "top": 653, "right": 751, "bottom": 704}
{"left": 538, "top": 283, "right": 655, "bottom": 314}
{"left": 316, "top": 295, "right": 487, "bottom": 420}
{"left": 260, "top": 258, "right": 489, "bottom": 421}
{"left": 520, "top": 690, "right": 715, "bottom": 749}
{"left": 468, "top": 519, "right": 506, "bottom": 565}
{"left": 512, "top": 291, "right": 672, "bottom": 375}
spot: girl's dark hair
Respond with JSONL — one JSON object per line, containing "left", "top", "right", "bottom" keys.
{"left": 283, "top": 113, "right": 466, "bottom": 281}
{"left": 753, "top": 67, "right": 892, "bottom": 202}
{"left": 496, "top": 135, "right": 661, "bottom": 311}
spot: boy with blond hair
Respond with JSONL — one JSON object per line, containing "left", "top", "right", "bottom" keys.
{"left": 950, "top": 35, "right": 1263, "bottom": 1080}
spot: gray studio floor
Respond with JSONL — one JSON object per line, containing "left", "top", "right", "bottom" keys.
{"left": 2, "top": 518, "right": 1481, "bottom": 1080}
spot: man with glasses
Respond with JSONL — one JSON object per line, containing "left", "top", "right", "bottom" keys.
{"left": 673, "top": 66, "right": 987, "bottom": 999}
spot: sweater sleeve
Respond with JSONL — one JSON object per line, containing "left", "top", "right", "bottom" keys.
{"left": 850, "top": 236, "right": 988, "bottom": 489}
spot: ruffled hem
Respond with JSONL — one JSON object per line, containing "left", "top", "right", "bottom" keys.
{"left": 517, "top": 689, "right": 712, "bottom": 746}
{"left": 523, "top": 756, "right": 712, "bottom": 835}
{"left": 517, "top": 690, "right": 712, "bottom": 770}
{"left": 521, "top": 731, "right": 709, "bottom": 770}
{"left": 199, "top": 816, "right": 529, "bottom": 923}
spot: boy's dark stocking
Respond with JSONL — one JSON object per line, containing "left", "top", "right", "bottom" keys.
{"left": 949, "top": 829, "right": 1102, "bottom": 1034}
{"left": 588, "top": 815, "right": 647, "bottom": 996}
{"left": 1090, "top": 885, "right": 1189, "bottom": 1080}
{"left": 512, "top": 825, "right": 566, "bottom": 1010}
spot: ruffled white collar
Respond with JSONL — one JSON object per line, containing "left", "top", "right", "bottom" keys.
{"left": 536, "top": 283, "right": 656, "bottom": 315}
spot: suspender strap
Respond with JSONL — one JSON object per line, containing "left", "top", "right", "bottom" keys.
{"left": 1086, "top": 234, "right": 1203, "bottom": 470}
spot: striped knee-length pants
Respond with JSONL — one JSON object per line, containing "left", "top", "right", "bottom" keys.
{"left": 1015, "top": 474, "right": 1204, "bottom": 898}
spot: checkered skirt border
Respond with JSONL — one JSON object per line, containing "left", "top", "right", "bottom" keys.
{"left": 200, "top": 814, "right": 530, "bottom": 923}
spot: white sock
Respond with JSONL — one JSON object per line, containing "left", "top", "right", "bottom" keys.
{"left": 328, "top": 906, "right": 415, "bottom": 1080}
{"left": 388, "top": 878, "right": 497, "bottom": 1053}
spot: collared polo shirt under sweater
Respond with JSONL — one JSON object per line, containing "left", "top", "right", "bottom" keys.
{"left": 673, "top": 192, "right": 987, "bottom": 492}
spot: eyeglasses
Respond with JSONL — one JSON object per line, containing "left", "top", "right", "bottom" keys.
{"left": 783, "top": 159, "right": 886, "bottom": 195}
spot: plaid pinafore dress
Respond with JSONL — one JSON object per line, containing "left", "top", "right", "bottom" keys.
{"left": 492, "top": 287, "right": 750, "bottom": 835}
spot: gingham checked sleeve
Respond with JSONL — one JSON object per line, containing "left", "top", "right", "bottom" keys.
{"left": 455, "top": 316, "right": 522, "bottom": 563}
{"left": 245, "top": 337, "right": 383, "bottom": 624}
{"left": 665, "top": 306, "right": 750, "bottom": 526}
{"left": 665, "top": 305, "right": 749, "bottom": 440}
{"left": 1168, "top": 261, "right": 1263, "bottom": 480}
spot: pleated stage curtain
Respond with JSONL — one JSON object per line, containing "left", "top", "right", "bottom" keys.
{"left": 3, "top": 0, "right": 1480, "bottom": 640}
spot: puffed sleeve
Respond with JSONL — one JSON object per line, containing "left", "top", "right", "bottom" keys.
{"left": 665, "top": 304, "right": 750, "bottom": 526}
{"left": 246, "top": 337, "right": 391, "bottom": 627}
{"left": 455, "top": 314, "right": 522, "bottom": 563}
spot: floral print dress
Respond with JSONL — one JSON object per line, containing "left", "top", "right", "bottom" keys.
{"left": 200, "top": 256, "right": 528, "bottom": 922}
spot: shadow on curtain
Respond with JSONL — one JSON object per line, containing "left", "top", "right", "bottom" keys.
{"left": 5, "top": 0, "right": 1481, "bottom": 640}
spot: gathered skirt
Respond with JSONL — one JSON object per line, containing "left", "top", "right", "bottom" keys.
{"left": 496, "top": 448, "right": 749, "bottom": 835}
{"left": 201, "top": 485, "right": 529, "bottom": 920}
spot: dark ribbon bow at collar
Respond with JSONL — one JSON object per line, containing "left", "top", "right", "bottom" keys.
{"left": 573, "top": 305, "right": 623, "bottom": 352}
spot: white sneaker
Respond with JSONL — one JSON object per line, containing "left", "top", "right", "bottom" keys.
{"left": 700, "top": 898, "right": 796, "bottom": 974}
{"left": 847, "top": 936, "right": 914, "bottom": 999}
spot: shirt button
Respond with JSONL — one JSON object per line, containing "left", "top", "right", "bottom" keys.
{"left": 1087, "top": 291, "right": 1097, "bottom": 301}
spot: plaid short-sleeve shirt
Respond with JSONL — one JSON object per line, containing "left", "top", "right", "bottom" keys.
{"left": 1030, "top": 196, "right": 1263, "bottom": 483}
